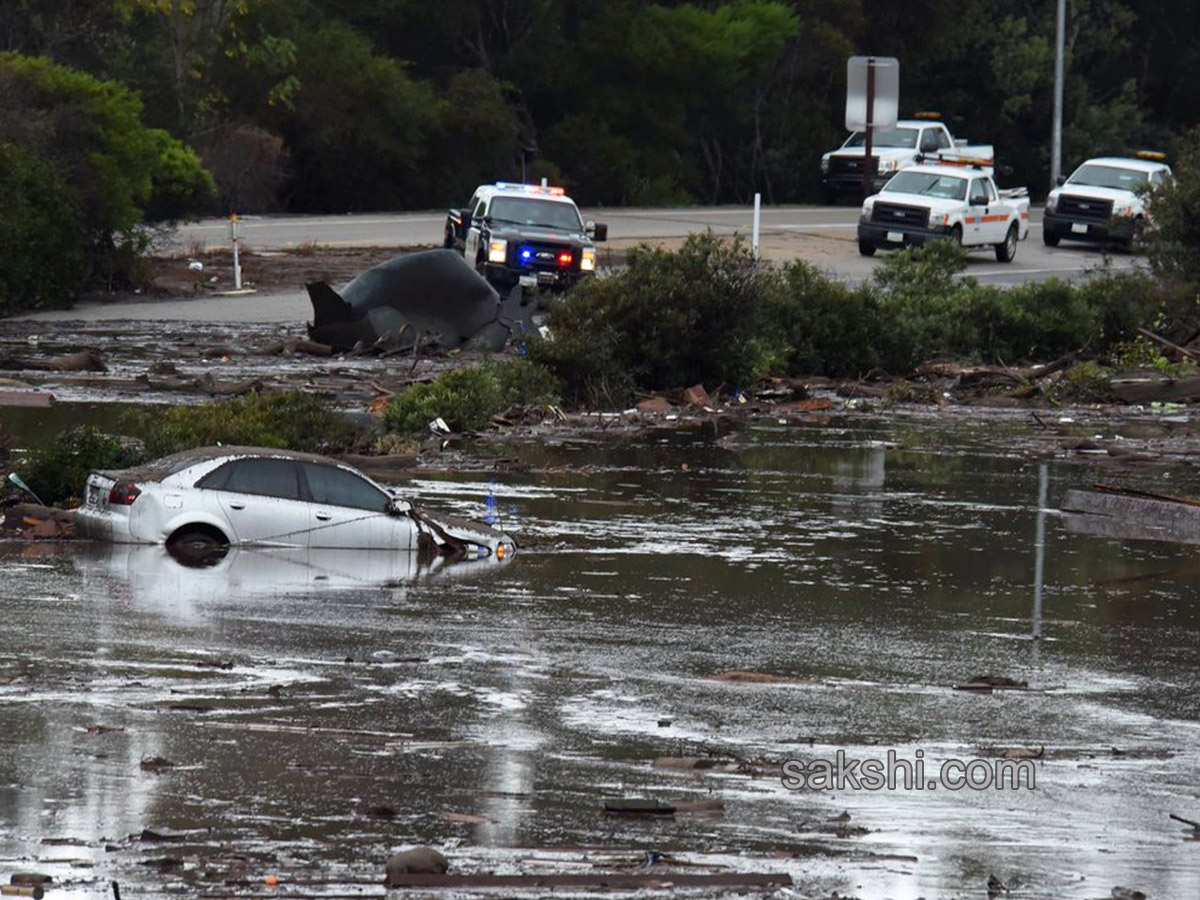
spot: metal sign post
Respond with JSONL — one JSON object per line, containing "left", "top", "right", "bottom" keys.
{"left": 846, "top": 56, "right": 899, "bottom": 199}
{"left": 863, "top": 60, "right": 876, "bottom": 199}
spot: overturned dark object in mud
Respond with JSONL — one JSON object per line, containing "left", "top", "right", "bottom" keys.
{"left": 306, "top": 249, "right": 537, "bottom": 352}
{"left": 1062, "top": 484, "right": 1200, "bottom": 546}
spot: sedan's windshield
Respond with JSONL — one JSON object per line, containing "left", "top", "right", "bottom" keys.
{"left": 845, "top": 127, "right": 919, "bottom": 149}
{"left": 882, "top": 171, "right": 967, "bottom": 201}
{"left": 488, "top": 197, "right": 582, "bottom": 230}
{"left": 1067, "top": 164, "right": 1149, "bottom": 191}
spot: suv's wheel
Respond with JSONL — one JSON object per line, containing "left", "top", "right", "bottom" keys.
{"left": 443, "top": 225, "right": 455, "bottom": 249}
{"left": 994, "top": 223, "right": 1018, "bottom": 262}
{"left": 1042, "top": 227, "right": 1060, "bottom": 247}
{"left": 858, "top": 240, "right": 876, "bottom": 257}
{"left": 949, "top": 224, "right": 964, "bottom": 246}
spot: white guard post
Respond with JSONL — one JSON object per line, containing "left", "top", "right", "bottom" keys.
{"left": 752, "top": 193, "right": 762, "bottom": 259}
{"left": 230, "top": 213, "right": 243, "bottom": 290}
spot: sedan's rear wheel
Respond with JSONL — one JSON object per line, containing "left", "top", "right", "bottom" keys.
{"left": 167, "top": 526, "right": 230, "bottom": 567}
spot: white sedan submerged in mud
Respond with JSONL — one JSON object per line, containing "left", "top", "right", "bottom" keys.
{"left": 75, "top": 446, "right": 513, "bottom": 561}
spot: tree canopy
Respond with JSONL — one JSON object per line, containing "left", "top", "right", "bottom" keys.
{"left": 2, "top": 0, "right": 1198, "bottom": 211}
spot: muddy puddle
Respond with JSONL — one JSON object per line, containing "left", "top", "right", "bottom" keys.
{"left": 2, "top": 421, "right": 1200, "bottom": 899}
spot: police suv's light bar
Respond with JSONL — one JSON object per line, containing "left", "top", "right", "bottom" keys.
{"left": 495, "top": 181, "right": 566, "bottom": 195}
{"left": 913, "top": 111, "right": 942, "bottom": 120}
{"left": 1135, "top": 150, "right": 1167, "bottom": 161}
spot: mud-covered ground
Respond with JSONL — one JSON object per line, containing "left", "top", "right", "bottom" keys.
{"left": 2, "top": 421, "right": 1200, "bottom": 900}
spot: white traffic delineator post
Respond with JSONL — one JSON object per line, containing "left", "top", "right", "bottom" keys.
{"left": 752, "top": 193, "right": 762, "bottom": 259}
{"left": 215, "top": 212, "right": 255, "bottom": 296}
{"left": 230, "top": 212, "right": 243, "bottom": 290}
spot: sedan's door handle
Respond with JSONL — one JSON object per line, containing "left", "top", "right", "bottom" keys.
{"left": 229, "top": 503, "right": 246, "bottom": 510}
{"left": 315, "top": 512, "right": 332, "bottom": 521}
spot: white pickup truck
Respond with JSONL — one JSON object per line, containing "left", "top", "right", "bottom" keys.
{"left": 821, "top": 118, "right": 993, "bottom": 202}
{"left": 857, "top": 163, "right": 1030, "bottom": 262}
{"left": 1043, "top": 154, "right": 1173, "bottom": 249}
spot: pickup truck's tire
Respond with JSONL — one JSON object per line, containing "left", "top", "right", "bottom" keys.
{"left": 994, "top": 223, "right": 1018, "bottom": 262}
{"left": 949, "top": 224, "right": 964, "bottom": 245}
{"left": 1042, "top": 228, "right": 1060, "bottom": 247}
{"left": 858, "top": 240, "right": 876, "bottom": 257}
{"left": 443, "top": 224, "right": 455, "bottom": 249}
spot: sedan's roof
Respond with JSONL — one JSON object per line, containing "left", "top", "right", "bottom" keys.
{"left": 99, "top": 446, "right": 342, "bottom": 483}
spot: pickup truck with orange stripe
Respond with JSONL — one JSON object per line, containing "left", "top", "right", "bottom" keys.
{"left": 857, "top": 163, "right": 1030, "bottom": 262}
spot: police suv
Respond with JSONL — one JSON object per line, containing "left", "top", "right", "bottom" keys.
{"left": 444, "top": 182, "right": 607, "bottom": 291}
{"left": 1043, "top": 153, "right": 1172, "bottom": 249}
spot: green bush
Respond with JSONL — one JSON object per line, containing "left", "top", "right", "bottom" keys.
{"left": 533, "top": 233, "right": 782, "bottom": 404}
{"left": 534, "top": 237, "right": 1200, "bottom": 398}
{"left": 0, "top": 144, "right": 89, "bottom": 314}
{"left": 18, "top": 427, "right": 145, "bottom": 507}
{"left": 138, "top": 391, "right": 356, "bottom": 457}
{"left": 1147, "top": 125, "right": 1200, "bottom": 286}
{"left": 384, "top": 359, "right": 561, "bottom": 434}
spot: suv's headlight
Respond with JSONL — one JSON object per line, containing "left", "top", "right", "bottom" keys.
{"left": 581, "top": 247, "right": 596, "bottom": 272}
{"left": 820, "top": 156, "right": 830, "bottom": 173}
{"left": 488, "top": 239, "right": 507, "bottom": 264}
{"left": 1045, "top": 194, "right": 1057, "bottom": 214}
{"left": 1113, "top": 202, "right": 1136, "bottom": 217}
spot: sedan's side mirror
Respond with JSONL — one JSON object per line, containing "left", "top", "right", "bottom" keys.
{"left": 588, "top": 221, "right": 608, "bottom": 242}
{"left": 1055, "top": 175, "right": 1066, "bottom": 186}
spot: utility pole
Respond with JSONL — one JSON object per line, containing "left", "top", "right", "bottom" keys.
{"left": 1050, "top": 0, "right": 1066, "bottom": 189}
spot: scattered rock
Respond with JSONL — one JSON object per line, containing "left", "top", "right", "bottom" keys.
{"left": 9, "top": 873, "right": 52, "bottom": 886}
{"left": 1110, "top": 888, "right": 1146, "bottom": 900}
{"left": 139, "top": 756, "right": 179, "bottom": 773}
{"left": 385, "top": 847, "right": 449, "bottom": 886}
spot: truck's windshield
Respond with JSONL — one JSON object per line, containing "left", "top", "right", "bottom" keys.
{"left": 488, "top": 197, "right": 582, "bottom": 230}
{"left": 845, "top": 127, "right": 919, "bottom": 149}
{"left": 883, "top": 171, "right": 967, "bottom": 201}
{"left": 1067, "top": 164, "right": 1149, "bottom": 191}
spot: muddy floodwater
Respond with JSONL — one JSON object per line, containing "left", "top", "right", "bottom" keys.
{"left": 3, "top": 414, "right": 1200, "bottom": 899}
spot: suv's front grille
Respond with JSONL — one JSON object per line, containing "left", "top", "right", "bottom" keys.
{"left": 871, "top": 202, "right": 929, "bottom": 229}
{"left": 1058, "top": 195, "right": 1113, "bottom": 220}
{"left": 515, "top": 242, "right": 575, "bottom": 272}
{"left": 829, "top": 156, "right": 877, "bottom": 178}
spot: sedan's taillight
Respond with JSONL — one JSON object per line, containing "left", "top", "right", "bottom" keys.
{"left": 108, "top": 482, "right": 141, "bottom": 505}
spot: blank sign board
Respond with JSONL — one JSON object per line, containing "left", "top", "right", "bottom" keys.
{"left": 845, "top": 56, "right": 899, "bottom": 131}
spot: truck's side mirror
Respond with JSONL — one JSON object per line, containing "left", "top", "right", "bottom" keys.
{"left": 588, "top": 221, "right": 608, "bottom": 242}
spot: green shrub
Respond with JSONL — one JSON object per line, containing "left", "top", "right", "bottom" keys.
{"left": 534, "top": 232, "right": 782, "bottom": 404}
{"left": 18, "top": 427, "right": 145, "bottom": 507}
{"left": 0, "top": 144, "right": 89, "bottom": 314}
{"left": 138, "top": 391, "right": 356, "bottom": 457}
{"left": 384, "top": 359, "right": 562, "bottom": 434}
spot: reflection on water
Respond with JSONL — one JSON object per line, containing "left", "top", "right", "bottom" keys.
{"left": 2, "top": 417, "right": 1200, "bottom": 898}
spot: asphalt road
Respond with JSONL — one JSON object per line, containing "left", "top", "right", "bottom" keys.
{"left": 174, "top": 204, "right": 1144, "bottom": 287}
